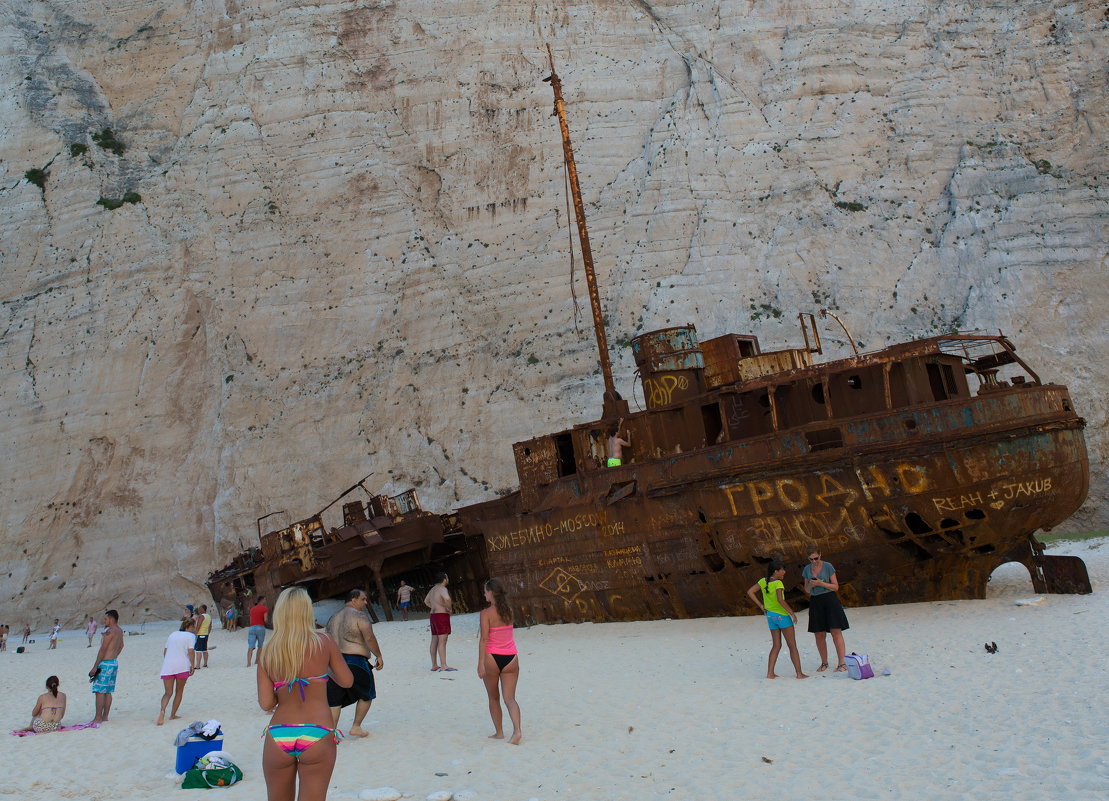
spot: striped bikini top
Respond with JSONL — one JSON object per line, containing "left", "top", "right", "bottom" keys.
{"left": 273, "top": 674, "right": 329, "bottom": 701}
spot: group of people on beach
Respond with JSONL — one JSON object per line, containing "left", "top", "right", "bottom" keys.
{"left": 12, "top": 575, "right": 523, "bottom": 801}
{"left": 14, "top": 609, "right": 124, "bottom": 733}
{"left": 14, "top": 554, "right": 841, "bottom": 799}
{"left": 746, "top": 547, "right": 851, "bottom": 679}
{"left": 255, "top": 575, "right": 522, "bottom": 800}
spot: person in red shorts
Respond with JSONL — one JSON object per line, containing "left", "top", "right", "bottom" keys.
{"left": 424, "top": 574, "right": 455, "bottom": 671}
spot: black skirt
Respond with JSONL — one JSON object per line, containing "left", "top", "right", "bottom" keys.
{"left": 807, "top": 591, "right": 850, "bottom": 633}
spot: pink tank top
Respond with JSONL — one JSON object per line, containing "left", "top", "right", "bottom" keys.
{"left": 485, "top": 624, "right": 517, "bottom": 655}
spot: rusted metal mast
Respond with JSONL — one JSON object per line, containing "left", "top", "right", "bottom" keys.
{"left": 544, "top": 46, "right": 621, "bottom": 416}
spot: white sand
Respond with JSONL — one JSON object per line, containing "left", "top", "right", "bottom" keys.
{"left": 3, "top": 539, "right": 1106, "bottom": 801}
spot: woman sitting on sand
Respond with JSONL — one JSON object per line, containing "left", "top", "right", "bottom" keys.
{"left": 802, "top": 547, "right": 851, "bottom": 673}
{"left": 477, "top": 578, "right": 523, "bottom": 744}
{"left": 21, "top": 676, "right": 66, "bottom": 733}
{"left": 157, "top": 617, "right": 197, "bottom": 725}
{"left": 747, "top": 561, "right": 808, "bottom": 680}
{"left": 257, "top": 587, "right": 353, "bottom": 801}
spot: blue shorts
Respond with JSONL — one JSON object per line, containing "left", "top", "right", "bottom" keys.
{"left": 400, "top": 601, "right": 410, "bottom": 609}
{"left": 91, "top": 659, "right": 118, "bottom": 693}
{"left": 248, "top": 625, "right": 266, "bottom": 649}
{"left": 766, "top": 612, "right": 793, "bottom": 630}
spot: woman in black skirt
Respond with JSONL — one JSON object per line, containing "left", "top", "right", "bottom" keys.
{"left": 802, "top": 548, "right": 850, "bottom": 672}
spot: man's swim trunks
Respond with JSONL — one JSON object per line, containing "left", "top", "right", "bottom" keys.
{"left": 326, "top": 654, "right": 377, "bottom": 707}
{"left": 607, "top": 457, "right": 622, "bottom": 467}
{"left": 91, "top": 659, "right": 118, "bottom": 693}
{"left": 429, "top": 613, "right": 451, "bottom": 636}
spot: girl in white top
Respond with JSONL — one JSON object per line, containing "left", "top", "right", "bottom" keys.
{"left": 157, "top": 617, "right": 197, "bottom": 726}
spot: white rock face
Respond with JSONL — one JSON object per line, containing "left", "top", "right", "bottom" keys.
{"left": 0, "top": 1, "right": 1105, "bottom": 620}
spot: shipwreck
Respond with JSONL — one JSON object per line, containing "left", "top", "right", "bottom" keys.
{"left": 206, "top": 476, "right": 486, "bottom": 622}
{"left": 207, "top": 54, "right": 1091, "bottom": 625}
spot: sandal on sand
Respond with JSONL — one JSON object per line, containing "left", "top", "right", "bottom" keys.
{"left": 834, "top": 664, "right": 848, "bottom": 672}
{"left": 430, "top": 667, "right": 442, "bottom": 672}
{"left": 816, "top": 663, "right": 829, "bottom": 672}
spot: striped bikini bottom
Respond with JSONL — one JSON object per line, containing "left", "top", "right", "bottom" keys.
{"left": 263, "top": 724, "right": 341, "bottom": 759}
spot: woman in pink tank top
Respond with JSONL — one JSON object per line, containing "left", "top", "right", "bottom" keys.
{"left": 477, "top": 578, "right": 522, "bottom": 745}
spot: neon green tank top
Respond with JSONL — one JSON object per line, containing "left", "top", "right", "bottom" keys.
{"left": 759, "top": 578, "right": 788, "bottom": 615}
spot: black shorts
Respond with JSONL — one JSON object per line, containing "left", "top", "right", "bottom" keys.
{"left": 807, "top": 592, "right": 850, "bottom": 633}
{"left": 194, "top": 635, "right": 209, "bottom": 652}
{"left": 326, "top": 654, "right": 376, "bottom": 707}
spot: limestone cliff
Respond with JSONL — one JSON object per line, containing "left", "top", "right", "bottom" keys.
{"left": 1, "top": 1, "right": 1105, "bottom": 623}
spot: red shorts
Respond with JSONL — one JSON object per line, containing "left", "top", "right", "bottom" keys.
{"left": 430, "top": 613, "right": 451, "bottom": 636}
{"left": 161, "top": 671, "right": 190, "bottom": 680}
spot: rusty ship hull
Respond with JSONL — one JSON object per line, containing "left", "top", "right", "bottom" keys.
{"left": 458, "top": 334, "right": 1090, "bottom": 625}
{"left": 207, "top": 483, "right": 486, "bottom": 623}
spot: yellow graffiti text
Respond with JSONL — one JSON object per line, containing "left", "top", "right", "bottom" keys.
{"left": 643, "top": 373, "right": 689, "bottom": 407}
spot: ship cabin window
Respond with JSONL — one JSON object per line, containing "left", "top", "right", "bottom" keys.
{"left": 828, "top": 366, "right": 887, "bottom": 417}
{"left": 888, "top": 361, "right": 912, "bottom": 408}
{"left": 926, "top": 358, "right": 967, "bottom": 401}
{"left": 720, "top": 391, "right": 774, "bottom": 440}
{"left": 555, "top": 432, "right": 577, "bottom": 477}
{"left": 701, "top": 403, "right": 724, "bottom": 446}
{"left": 773, "top": 380, "right": 829, "bottom": 430}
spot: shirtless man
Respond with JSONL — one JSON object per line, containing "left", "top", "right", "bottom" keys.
{"left": 425, "top": 573, "right": 455, "bottom": 671}
{"left": 325, "top": 589, "right": 384, "bottom": 738}
{"left": 89, "top": 609, "right": 125, "bottom": 723}
{"left": 395, "top": 580, "right": 414, "bottom": 622}
{"left": 607, "top": 420, "right": 631, "bottom": 467}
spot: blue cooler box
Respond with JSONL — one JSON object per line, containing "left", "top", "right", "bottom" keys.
{"left": 176, "top": 736, "right": 223, "bottom": 774}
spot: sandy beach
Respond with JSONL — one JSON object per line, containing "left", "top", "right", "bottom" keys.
{"left": 2, "top": 537, "right": 1105, "bottom": 801}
